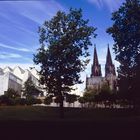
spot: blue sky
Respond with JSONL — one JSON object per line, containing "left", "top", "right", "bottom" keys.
{"left": 0, "top": 0, "right": 125, "bottom": 94}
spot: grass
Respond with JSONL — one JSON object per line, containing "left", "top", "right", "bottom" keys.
{"left": 0, "top": 106, "right": 140, "bottom": 139}
{"left": 0, "top": 106, "right": 139, "bottom": 121}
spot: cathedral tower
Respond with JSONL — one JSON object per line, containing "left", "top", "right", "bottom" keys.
{"left": 91, "top": 45, "right": 102, "bottom": 77}
{"left": 86, "top": 44, "right": 117, "bottom": 92}
{"left": 105, "top": 44, "right": 116, "bottom": 77}
{"left": 105, "top": 44, "right": 116, "bottom": 90}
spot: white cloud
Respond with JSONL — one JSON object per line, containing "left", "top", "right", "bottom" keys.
{"left": 0, "top": 12, "right": 37, "bottom": 38}
{"left": 88, "top": 0, "right": 124, "bottom": 12}
{"left": 0, "top": 51, "right": 33, "bottom": 64}
{"left": 7, "top": 0, "right": 66, "bottom": 25}
{"left": 0, "top": 52, "right": 22, "bottom": 59}
{"left": 25, "top": 0, "right": 65, "bottom": 24}
{"left": 0, "top": 52, "right": 33, "bottom": 63}
{"left": 88, "top": 0, "right": 103, "bottom": 9}
{"left": 0, "top": 43, "right": 32, "bottom": 52}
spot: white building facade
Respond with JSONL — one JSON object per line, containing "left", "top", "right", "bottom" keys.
{"left": 0, "top": 66, "right": 39, "bottom": 96}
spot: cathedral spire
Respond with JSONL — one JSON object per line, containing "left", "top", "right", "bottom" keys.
{"left": 106, "top": 44, "right": 113, "bottom": 65}
{"left": 91, "top": 44, "right": 102, "bottom": 77}
{"left": 93, "top": 44, "right": 99, "bottom": 66}
{"left": 105, "top": 44, "right": 116, "bottom": 76}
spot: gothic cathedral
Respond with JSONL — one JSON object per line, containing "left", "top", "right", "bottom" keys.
{"left": 86, "top": 45, "right": 117, "bottom": 92}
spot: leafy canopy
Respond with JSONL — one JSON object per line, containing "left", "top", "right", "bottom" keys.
{"left": 107, "top": 0, "right": 140, "bottom": 98}
{"left": 83, "top": 88, "right": 97, "bottom": 103}
{"left": 34, "top": 8, "right": 96, "bottom": 97}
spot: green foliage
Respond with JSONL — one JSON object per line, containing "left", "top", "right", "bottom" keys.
{"left": 23, "top": 77, "right": 43, "bottom": 98}
{"left": 35, "top": 99, "right": 42, "bottom": 104}
{"left": 0, "top": 87, "right": 42, "bottom": 106}
{"left": 0, "top": 95, "right": 15, "bottom": 105}
{"left": 34, "top": 8, "right": 96, "bottom": 118}
{"left": 26, "top": 96, "right": 40, "bottom": 105}
{"left": 15, "top": 98, "right": 27, "bottom": 105}
{"left": 5, "top": 88, "right": 20, "bottom": 99}
{"left": 78, "top": 97, "right": 86, "bottom": 104}
{"left": 107, "top": 0, "right": 140, "bottom": 102}
{"left": 83, "top": 88, "right": 97, "bottom": 103}
{"left": 54, "top": 96, "right": 63, "bottom": 104}
{"left": 99, "top": 83, "right": 111, "bottom": 101}
{"left": 83, "top": 85, "right": 116, "bottom": 107}
{"left": 65, "top": 94, "right": 78, "bottom": 104}
{"left": 33, "top": 8, "right": 96, "bottom": 100}
{"left": 84, "top": 92, "right": 94, "bottom": 103}
{"left": 0, "top": 88, "right": 21, "bottom": 105}
{"left": 44, "top": 96, "right": 53, "bottom": 105}
{"left": 15, "top": 97, "right": 42, "bottom": 106}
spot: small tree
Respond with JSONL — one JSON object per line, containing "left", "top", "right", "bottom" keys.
{"left": 5, "top": 88, "right": 20, "bottom": 99}
{"left": 23, "top": 77, "right": 43, "bottom": 98}
{"left": 78, "top": 97, "right": 86, "bottom": 107}
{"left": 83, "top": 88, "right": 97, "bottom": 107}
{"left": 54, "top": 96, "right": 62, "bottom": 106}
{"left": 65, "top": 94, "right": 78, "bottom": 107}
{"left": 26, "top": 96, "right": 36, "bottom": 105}
{"left": 99, "top": 83, "right": 111, "bottom": 100}
{"left": 0, "top": 88, "right": 20, "bottom": 105}
{"left": 34, "top": 8, "right": 96, "bottom": 118}
{"left": 44, "top": 96, "right": 53, "bottom": 105}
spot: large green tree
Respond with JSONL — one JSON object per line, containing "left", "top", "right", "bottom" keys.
{"left": 34, "top": 8, "right": 96, "bottom": 118}
{"left": 107, "top": 0, "right": 140, "bottom": 105}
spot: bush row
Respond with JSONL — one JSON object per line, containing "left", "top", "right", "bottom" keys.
{"left": 0, "top": 95, "right": 42, "bottom": 106}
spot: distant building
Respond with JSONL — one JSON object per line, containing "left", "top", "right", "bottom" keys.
{"left": 86, "top": 45, "right": 117, "bottom": 92}
{"left": 0, "top": 69, "right": 22, "bottom": 95}
{"left": 0, "top": 66, "right": 40, "bottom": 96}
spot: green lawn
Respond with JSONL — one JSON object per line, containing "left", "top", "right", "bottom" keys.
{"left": 0, "top": 106, "right": 140, "bottom": 139}
{"left": 0, "top": 106, "right": 139, "bottom": 121}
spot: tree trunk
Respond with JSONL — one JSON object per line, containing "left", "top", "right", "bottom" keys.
{"left": 59, "top": 95, "right": 64, "bottom": 119}
{"left": 73, "top": 102, "right": 75, "bottom": 107}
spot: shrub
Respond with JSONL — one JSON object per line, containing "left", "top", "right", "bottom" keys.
{"left": 34, "top": 99, "right": 42, "bottom": 104}
{"left": 15, "top": 98, "right": 27, "bottom": 105}
{"left": 0, "top": 95, "right": 15, "bottom": 105}
{"left": 26, "top": 97, "right": 42, "bottom": 105}
{"left": 44, "top": 96, "right": 53, "bottom": 105}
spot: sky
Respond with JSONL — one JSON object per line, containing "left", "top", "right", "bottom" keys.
{"left": 0, "top": 0, "right": 125, "bottom": 95}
